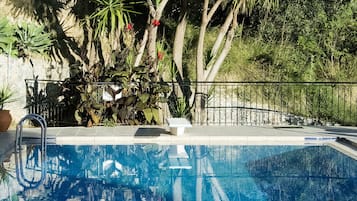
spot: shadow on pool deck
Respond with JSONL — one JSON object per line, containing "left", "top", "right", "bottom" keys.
{"left": 325, "top": 127, "right": 357, "bottom": 135}
{"left": 134, "top": 127, "right": 169, "bottom": 137}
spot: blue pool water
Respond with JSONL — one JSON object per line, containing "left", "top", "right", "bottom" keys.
{"left": 0, "top": 144, "right": 356, "bottom": 201}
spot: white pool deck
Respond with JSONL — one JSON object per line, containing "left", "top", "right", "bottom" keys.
{"left": 1, "top": 125, "right": 357, "bottom": 160}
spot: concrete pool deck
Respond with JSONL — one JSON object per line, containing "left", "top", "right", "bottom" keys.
{"left": 1, "top": 125, "right": 357, "bottom": 160}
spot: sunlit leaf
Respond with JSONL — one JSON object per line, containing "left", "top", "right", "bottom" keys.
{"left": 139, "top": 93, "right": 150, "bottom": 103}
{"left": 89, "top": 110, "right": 101, "bottom": 124}
{"left": 151, "top": 108, "right": 160, "bottom": 124}
{"left": 143, "top": 108, "right": 153, "bottom": 122}
{"left": 74, "top": 110, "right": 82, "bottom": 125}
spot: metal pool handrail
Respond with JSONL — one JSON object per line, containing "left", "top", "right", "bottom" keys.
{"left": 15, "top": 114, "right": 47, "bottom": 188}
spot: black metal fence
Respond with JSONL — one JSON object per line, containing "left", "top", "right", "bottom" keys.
{"left": 25, "top": 79, "right": 357, "bottom": 126}
{"left": 187, "top": 82, "right": 357, "bottom": 126}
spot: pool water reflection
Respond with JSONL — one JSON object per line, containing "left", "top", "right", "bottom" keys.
{"left": 0, "top": 144, "right": 356, "bottom": 201}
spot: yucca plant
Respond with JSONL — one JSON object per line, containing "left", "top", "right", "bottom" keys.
{"left": 0, "top": 17, "right": 16, "bottom": 55}
{"left": 15, "top": 23, "right": 53, "bottom": 59}
{"left": 89, "top": 0, "right": 143, "bottom": 54}
{"left": 89, "top": 0, "right": 142, "bottom": 39}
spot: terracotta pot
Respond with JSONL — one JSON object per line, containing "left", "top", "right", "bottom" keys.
{"left": 0, "top": 110, "right": 12, "bottom": 132}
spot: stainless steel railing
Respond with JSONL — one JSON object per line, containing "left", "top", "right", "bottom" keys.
{"left": 15, "top": 114, "right": 47, "bottom": 188}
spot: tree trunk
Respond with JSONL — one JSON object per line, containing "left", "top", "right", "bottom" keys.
{"left": 205, "top": 9, "right": 238, "bottom": 83}
{"left": 195, "top": 0, "right": 223, "bottom": 124}
{"left": 146, "top": 0, "right": 169, "bottom": 69}
{"left": 173, "top": 0, "right": 188, "bottom": 99}
{"left": 173, "top": 3, "right": 187, "bottom": 79}
{"left": 147, "top": 25, "right": 158, "bottom": 66}
{"left": 134, "top": 29, "right": 148, "bottom": 67}
{"left": 196, "top": 0, "right": 223, "bottom": 81}
{"left": 209, "top": 8, "right": 234, "bottom": 59}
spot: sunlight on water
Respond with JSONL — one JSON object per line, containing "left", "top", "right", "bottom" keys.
{"left": 1, "top": 145, "right": 356, "bottom": 201}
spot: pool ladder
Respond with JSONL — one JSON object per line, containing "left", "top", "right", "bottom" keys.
{"left": 15, "top": 114, "right": 47, "bottom": 188}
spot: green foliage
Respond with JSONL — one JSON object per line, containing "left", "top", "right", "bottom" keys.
{"left": 60, "top": 48, "right": 170, "bottom": 126}
{"left": 3, "top": 0, "right": 356, "bottom": 126}
{"left": 169, "top": 97, "right": 190, "bottom": 118}
{"left": 0, "top": 17, "right": 15, "bottom": 55}
{"left": 15, "top": 23, "right": 53, "bottom": 59}
{"left": 102, "top": 118, "right": 117, "bottom": 126}
{"left": 89, "top": 0, "right": 142, "bottom": 38}
{"left": 104, "top": 50, "right": 170, "bottom": 124}
{"left": 241, "top": 0, "right": 357, "bottom": 82}
{"left": 0, "top": 86, "right": 15, "bottom": 110}
{"left": 0, "top": 17, "right": 53, "bottom": 58}
{"left": 55, "top": 62, "right": 105, "bottom": 127}
{"left": 74, "top": 84, "right": 104, "bottom": 127}
{"left": 232, "top": 83, "right": 357, "bottom": 126}
{"left": 218, "top": 0, "right": 356, "bottom": 83}
{"left": 156, "top": 39, "right": 174, "bottom": 80}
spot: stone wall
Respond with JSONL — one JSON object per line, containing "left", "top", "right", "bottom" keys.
{"left": 0, "top": 55, "right": 69, "bottom": 128}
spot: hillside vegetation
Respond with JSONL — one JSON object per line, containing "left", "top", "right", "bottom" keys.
{"left": 218, "top": 0, "right": 356, "bottom": 81}
{"left": 0, "top": 0, "right": 355, "bottom": 82}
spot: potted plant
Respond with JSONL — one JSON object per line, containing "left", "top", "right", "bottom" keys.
{"left": 0, "top": 86, "right": 14, "bottom": 132}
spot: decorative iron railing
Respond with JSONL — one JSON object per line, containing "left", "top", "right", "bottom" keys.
{"left": 187, "top": 82, "right": 357, "bottom": 126}
{"left": 25, "top": 79, "right": 357, "bottom": 126}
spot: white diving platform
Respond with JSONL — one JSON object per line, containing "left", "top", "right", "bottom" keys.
{"left": 166, "top": 118, "right": 192, "bottom": 136}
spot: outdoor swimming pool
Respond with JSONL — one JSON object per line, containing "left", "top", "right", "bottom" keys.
{"left": 0, "top": 144, "right": 356, "bottom": 201}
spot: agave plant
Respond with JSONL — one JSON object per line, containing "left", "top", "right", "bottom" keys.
{"left": 0, "top": 86, "right": 15, "bottom": 110}
{"left": 15, "top": 23, "right": 53, "bottom": 59}
{"left": 0, "top": 17, "right": 16, "bottom": 55}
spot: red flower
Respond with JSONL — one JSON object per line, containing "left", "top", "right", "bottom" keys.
{"left": 126, "top": 23, "right": 133, "bottom": 31}
{"left": 157, "top": 51, "right": 164, "bottom": 60}
{"left": 152, "top": 19, "right": 160, "bottom": 27}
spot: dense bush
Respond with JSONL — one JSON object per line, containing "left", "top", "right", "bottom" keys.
{"left": 59, "top": 50, "right": 170, "bottom": 127}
